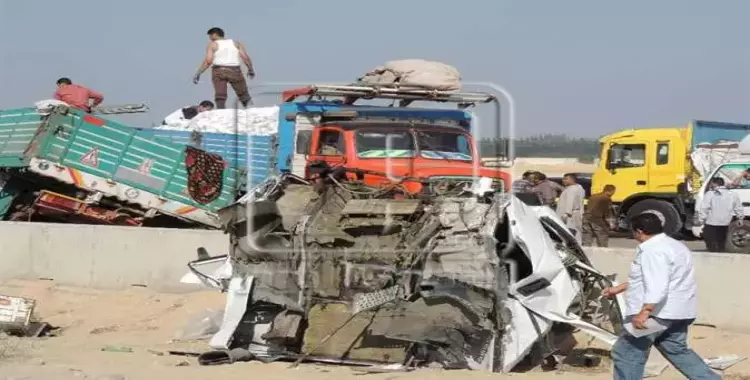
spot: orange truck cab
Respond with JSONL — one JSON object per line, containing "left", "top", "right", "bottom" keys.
{"left": 281, "top": 85, "right": 510, "bottom": 194}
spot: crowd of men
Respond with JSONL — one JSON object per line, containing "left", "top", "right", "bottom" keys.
{"left": 513, "top": 171, "right": 722, "bottom": 378}
{"left": 512, "top": 167, "right": 748, "bottom": 254}
{"left": 513, "top": 171, "right": 617, "bottom": 247}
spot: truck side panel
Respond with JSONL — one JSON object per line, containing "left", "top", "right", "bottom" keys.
{"left": 141, "top": 130, "right": 250, "bottom": 168}
{"left": 29, "top": 109, "right": 240, "bottom": 225}
{"left": 0, "top": 108, "right": 43, "bottom": 167}
{"left": 142, "top": 130, "right": 280, "bottom": 187}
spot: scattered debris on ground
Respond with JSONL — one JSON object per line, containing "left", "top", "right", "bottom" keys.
{"left": 0, "top": 280, "right": 748, "bottom": 379}
{"left": 0, "top": 294, "right": 57, "bottom": 338}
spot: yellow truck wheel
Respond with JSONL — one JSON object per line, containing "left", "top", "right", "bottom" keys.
{"left": 625, "top": 199, "right": 682, "bottom": 236}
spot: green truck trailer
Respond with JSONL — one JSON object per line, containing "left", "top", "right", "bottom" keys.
{"left": 0, "top": 105, "right": 244, "bottom": 228}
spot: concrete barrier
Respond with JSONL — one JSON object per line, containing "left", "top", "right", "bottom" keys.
{"left": 0, "top": 222, "right": 747, "bottom": 331}
{"left": 0, "top": 221, "right": 227, "bottom": 292}
{"left": 586, "top": 247, "right": 750, "bottom": 333}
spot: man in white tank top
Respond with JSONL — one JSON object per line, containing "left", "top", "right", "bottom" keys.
{"left": 193, "top": 27, "right": 256, "bottom": 109}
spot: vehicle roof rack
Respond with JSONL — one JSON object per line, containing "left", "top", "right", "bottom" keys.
{"left": 281, "top": 84, "right": 495, "bottom": 108}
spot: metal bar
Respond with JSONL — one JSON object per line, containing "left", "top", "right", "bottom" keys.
{"left": 307, "top": 84, "right": 496, "bottom": 104}
{"left": 93, "top": 103, "right": 149, "bottom": 115}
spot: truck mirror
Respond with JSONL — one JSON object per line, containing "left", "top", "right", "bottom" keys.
{"left": 296, "top": 130, "right": 312, "bottom": 155}
{"left": 300, "top": 143, "right": 310, "bottom": 155}
{"left": 605, "top": 155, "right": 613, "bottom": 170}
{"left": 604, "top": 148, "right": 616, "bottom": 172}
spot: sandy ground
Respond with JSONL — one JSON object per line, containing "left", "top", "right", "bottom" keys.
{"left": 480, "top": 158, "right": 596, "bottom": 177}
{"left": 0, "top": 280, "right": 748, "bottom": 380}
{"left": 491, "top": 159, "right": 597, "bottom": 178}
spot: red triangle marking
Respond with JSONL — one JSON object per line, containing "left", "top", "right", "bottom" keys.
{"left": 80, "top": 147, "right": 100, "bottom": 167}
{"left": 138, "top": 159, "right": 154, "bottom": 175}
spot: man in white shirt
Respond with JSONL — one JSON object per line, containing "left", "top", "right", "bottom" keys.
{"left": 556, "top": 173, "right": 586, "bottom": 243}
{"left": 162, "top": 100, "right": 214, "bottom": 126}
{"left": 699, "top": 177, "right": 743, "bottom": 252}
{"left": 603, "top": 212, "right": 719, "bottom": 380}
{"left": 193, "top": 27, "right": 256, "bottom": 109}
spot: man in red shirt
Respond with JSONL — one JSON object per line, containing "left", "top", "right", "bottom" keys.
{"left": 53, "top": 77, "right": 104, "bottom": 112}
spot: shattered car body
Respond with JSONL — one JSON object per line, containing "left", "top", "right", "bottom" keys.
{"left": 187, "top": 172, "right": 624, "bottom": 371}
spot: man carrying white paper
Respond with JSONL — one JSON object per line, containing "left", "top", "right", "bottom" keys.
{"left": 602, "top": 213, "right": 719, "bottom": 380}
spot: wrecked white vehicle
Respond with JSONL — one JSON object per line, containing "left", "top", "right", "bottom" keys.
{"left": 185, "top": 170, "right": 624, "bottom": 372}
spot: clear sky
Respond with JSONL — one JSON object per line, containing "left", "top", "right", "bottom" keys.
{"left": 1, "top": 0, "right": 747, "bottom": 137}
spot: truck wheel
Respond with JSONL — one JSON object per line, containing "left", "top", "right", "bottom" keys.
{"left": 726, "top": 220, "right": 750, "bottom": 254}
{"left": 626, "top": 199, "right": 682, "bottom": 236}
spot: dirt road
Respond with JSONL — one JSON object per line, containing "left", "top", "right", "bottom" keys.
{"left": 0, "top": 280, "right": 747, "bottom": 380}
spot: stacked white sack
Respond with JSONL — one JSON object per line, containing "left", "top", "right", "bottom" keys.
{"left": 35, "top": 99, "right": 69, "bottom": 115}
{"left": 690, "top": 142, "right": 740, "bottom": 179}
{"left": 156, "top": 106, "right": 280, "bottom": 135}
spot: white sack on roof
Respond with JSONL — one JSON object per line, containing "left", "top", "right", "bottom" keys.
{"left": 155, "top": 106, "right": 280, "bottom": 135}
{"left": 35, "top": 99, "right": 69, "bottom": 114}
{"left": 358, "top": 59, "right": 462, "bottom": 91}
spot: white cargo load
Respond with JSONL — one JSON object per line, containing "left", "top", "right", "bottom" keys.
{"left": 35, "top": 99, "right": 69, "bottom": 114}
{"left": 690, "top": 141, "right": 740, "bottom": 180}
{"left": 357, "top": 59, "right": 462, "bottom": 92}
{"left": 156, "top": 106, "right": 280, "bottom": 135}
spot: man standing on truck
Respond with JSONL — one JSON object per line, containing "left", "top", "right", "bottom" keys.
{"left": 193, "top": 27, "right": 256, "bottom": 109}
{"left": 53, "top": 78, "right": 104, "bottom": 113}
{"left": 162, "top": 100, "right": 215, "bottom": 125}
{"left": 556, "top": 173, "right": 586, "bottom": 243}
{"left": 699, "top": 177, "right": 743, "bottom": 252}
{"left": 582, "top": 184, "right": 616, "bottom": 247}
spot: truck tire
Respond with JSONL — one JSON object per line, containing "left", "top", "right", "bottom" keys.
{"left": 626, "top": 199, "right": 682, "bottom": 236}
{"left": 726, "top": 220, "right": 750, "bottom": 254}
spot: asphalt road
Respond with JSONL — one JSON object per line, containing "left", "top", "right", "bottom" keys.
{"left": 607, "top": 236, "right": 706, "bottom": 251}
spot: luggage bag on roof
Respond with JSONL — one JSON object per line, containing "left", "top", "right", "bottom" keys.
{"left": 357, "top": 59, "right": 462, "bottom": 92}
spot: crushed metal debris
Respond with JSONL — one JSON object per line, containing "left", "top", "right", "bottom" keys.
{"left": 177, "top": 171, "right": 740, "bottom": 374}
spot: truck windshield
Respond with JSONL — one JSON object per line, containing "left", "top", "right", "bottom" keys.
{"left": 714, "top": 163, "right": 750, "bottom": 189}
{"left": 415, "top": 130, "right": 473, "bottom": 161}
{"left": 356, "top": 131, "right": 415, "bottom": 158}
{"left": 607, "top": 143, "right": 646, "bottom": 168}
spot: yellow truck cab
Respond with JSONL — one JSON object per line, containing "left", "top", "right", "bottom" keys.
{"left": 592, "top": 120, "right": 750, "bottom": 236}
